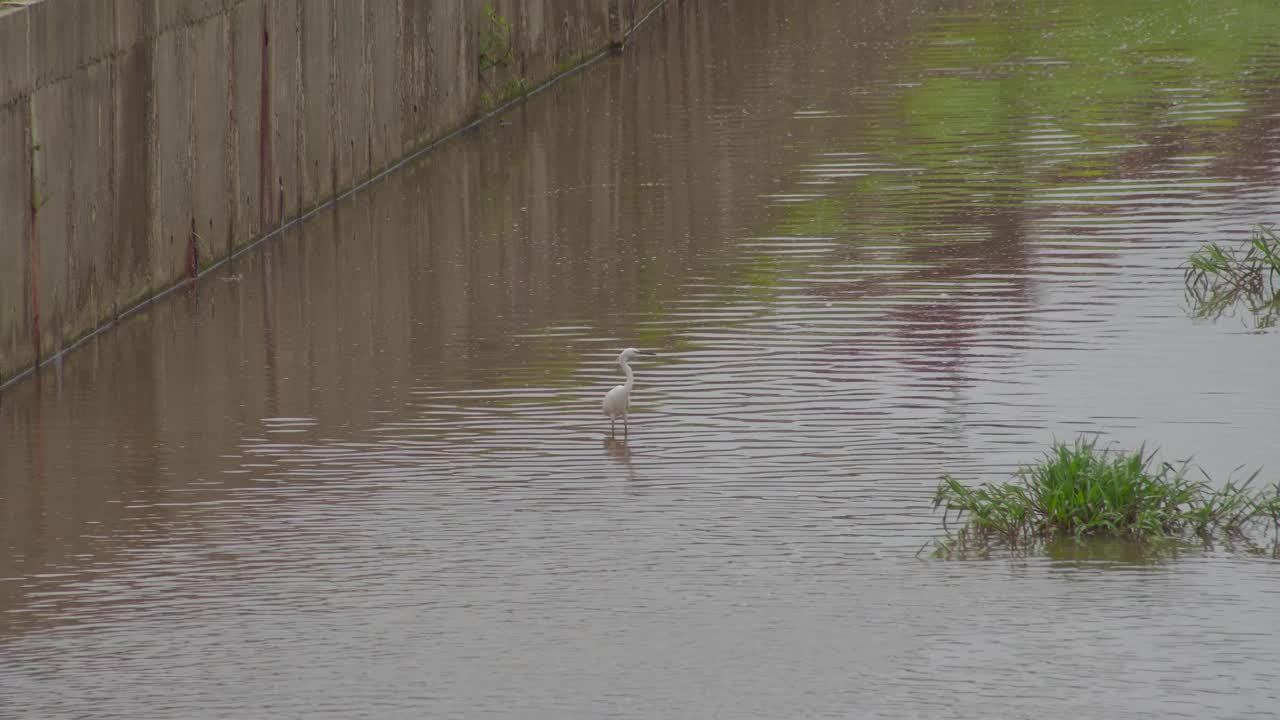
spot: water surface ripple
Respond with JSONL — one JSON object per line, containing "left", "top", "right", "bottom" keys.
{"left": 3, "top": 1, "right": 1280, "bottom": 718}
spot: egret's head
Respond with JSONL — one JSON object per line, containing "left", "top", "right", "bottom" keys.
{"left": 618, "top": 347, "right": 655, "bottom": 365}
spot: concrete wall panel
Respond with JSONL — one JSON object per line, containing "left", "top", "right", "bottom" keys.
{"left": 266, "top": 0, "right": 302, "bottom": 224}
{"left": 157, "top": 0, "right": 223, "bottom": 34}
{"left": 0, "top": 103, "right": 32, "bottom": 382}
{"left": 397, "top": 0, "right": 430, "bottom": 153}
{"left": 367, "top": 0, "right": 400, "bottom": 173}
{"left": 30, "top": 79, "right": 71, "bottom": 360}
{"left": 501, "top": 0, "right": 542, "bottom": 83}
{"left": 192, "top": 14, "right": 233, "bottom": 262}
{"left": 114, "top": 0, "right": 158, "bottom": 51}
{"left": 153, "top": 27, "right": 196, "bottom": 284}
{"left": 334, "top": 0, "right": 370, "bottom": 185}
{"left": 26, "top": 1, "right": 76, "bottom": 89}
{"left": 112, "top": 42, "right": 156, "bottom": 310}
{"left": 229, "top": 0, "right": 264, "bottom": 247}
{"left": 28, "top": 0, "right": 115, "bottom": 88}
{"left": 77, "top": 0, "right": 118, "bottom": 67}
{"left": 424, "top": 0, "right": 473, "bottom": 141}
{"left": 0, "top": 7, "right": 30, "bottom": 107}
{"left": 64, "top": 63, "right": 116, "bottom": 348}
{"left": 300, "top": 0, "right": 335, "bottom": 209}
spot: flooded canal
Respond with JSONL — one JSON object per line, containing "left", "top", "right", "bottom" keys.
{"left": 4, "top": 1, "right": 1280, "bottom": 717}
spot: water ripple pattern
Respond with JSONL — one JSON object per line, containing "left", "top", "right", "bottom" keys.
{"left": 3, "top": 2, "right": 1280, "bottom": 719}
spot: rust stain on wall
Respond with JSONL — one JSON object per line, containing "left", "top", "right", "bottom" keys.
{"left": 27, "top": 109, "right": 40, "bottom": 366}
{"left": 258, "top": 1, "right": 275, "bottom": 231}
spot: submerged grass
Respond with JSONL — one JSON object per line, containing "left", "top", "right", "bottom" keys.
{"left": 1184, "top": 224, "right": 1280, "bottom": 328}
{"left": 931, "top": 439, "right": 1280, "bottom": 558}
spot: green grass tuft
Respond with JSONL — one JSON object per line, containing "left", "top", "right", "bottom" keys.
{"left": 478, "top": 3, "right": 514, "bottom": 74}
{"left": 931, "top": 438, "right": 1280, "bottom": 558}
{"left": 1184, "top": 224, "right": 1280, "bottom": 328}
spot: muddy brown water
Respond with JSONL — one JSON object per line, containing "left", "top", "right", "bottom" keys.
{"left": 4, "top": 1, "right": 1280, "bottom": 717}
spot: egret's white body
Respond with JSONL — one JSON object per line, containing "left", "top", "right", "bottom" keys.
{"left": 602, "top": 347, "right": 654, "bottom": 435}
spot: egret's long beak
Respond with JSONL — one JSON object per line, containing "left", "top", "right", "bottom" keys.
{"left": 639, "top": 351, "right": 657, "bottom": 356}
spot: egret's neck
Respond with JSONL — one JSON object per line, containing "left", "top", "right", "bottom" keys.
{"left": 621, "top": 360, "right": 634, "bottom": 390}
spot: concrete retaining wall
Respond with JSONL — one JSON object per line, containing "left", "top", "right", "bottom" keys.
{"left": 0, "top": 0, "right": 658, "bottom": 386}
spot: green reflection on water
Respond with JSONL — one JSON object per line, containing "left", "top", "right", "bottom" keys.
{"left": 751, "top": 0, "right": 1280, "bottom": 294}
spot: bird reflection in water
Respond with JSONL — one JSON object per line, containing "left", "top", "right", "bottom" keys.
{"left": 603, "top": 435, "right": 636, "bottom": 480}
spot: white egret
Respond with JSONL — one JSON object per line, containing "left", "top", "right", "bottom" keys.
{"left": 602, "top": 347, "right": 655, "bottom": 436}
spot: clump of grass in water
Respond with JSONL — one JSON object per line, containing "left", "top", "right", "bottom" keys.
{"left": 931, "top": 439, "right": 1280, "bottom": 558}
{"left": 1184, "top": 224, "right": 1280, "bottom": 328}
